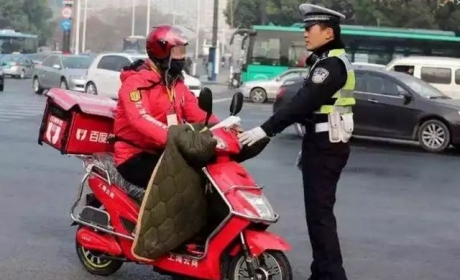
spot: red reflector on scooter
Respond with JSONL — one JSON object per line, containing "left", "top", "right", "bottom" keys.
{"left": 76, "top": 227, "right": 122, "bottom": 256}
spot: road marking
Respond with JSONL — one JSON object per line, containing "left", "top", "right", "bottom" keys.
{"left": 0, "top": 94, "right": 47, "bottom": 121}
{"left": 248, "top": 111, "right": 271, "bottom": 116}
{"left": 213, "top": 97, "right": 232, "bottom": 103}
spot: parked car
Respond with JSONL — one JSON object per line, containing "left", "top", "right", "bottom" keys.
{"left": 0, "top": 63, "right": 4, "bottom": 91}
{"left": 0, "top": 54, "right": 35, "bottom": 79}
{"left": 273, "top": 68, "right": 460, "bottom": 153}
{"left": 85, "top": 52, "right": 202, "bottom": 99}
{"left": 273, "top": 77, "right": 305, "bottom": 136}
{"left": 32, "top": 54, "right": 93, "bottom": 95}
{"left": 240, "top": 68, "right": 309, "bottom": 103}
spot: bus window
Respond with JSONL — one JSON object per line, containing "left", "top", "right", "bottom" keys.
{"left": 289, "top": 42, "right": 305, "bottom": 67}
{"left": 251, "top": 35, "right": 281, "bottom": 66}
{"left": 0, "top": 34, "right": 38, "bottom": 54}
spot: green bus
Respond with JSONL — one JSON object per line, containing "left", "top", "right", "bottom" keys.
{"left": 0, "top": 29, "right": 38, "bottom": 55}
{"left": 231, "top": 24, "right": 460, "bottom": 83}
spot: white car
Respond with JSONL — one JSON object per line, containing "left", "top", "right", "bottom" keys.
{"left": 240, "top": 68, "right": 309, "bottom": 103}
{"left": 85, "top": 52, "right": 202, "bottom": 99}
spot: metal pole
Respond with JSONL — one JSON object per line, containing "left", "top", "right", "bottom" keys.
{"left": 194, "top": 0, "right": 200, "bottom": 58}
{"left": 259, "top": 0, "right": 267, "bottom": 25}
{"left": 146, "top": 0, "right": 151, "bottom": 36}
{"left": 82, "top": 0, "right": 88, "bottom": 52}
{"left": 62, "top": 2, "right": 73, "bottom": 53}
{"left": 211, "top": 0, "right": 218, "bottom": 47}
{"left": 75, "top": 0, "right": 81, "bottom": 54}
{"left": 209, "top": 0, "right": 218, "bottom": 81}
{"left": 131, "top": 1, "right": 136, "bottom": 36}
{"left": 230, "top": 0, "right": 233, "bottom": 28}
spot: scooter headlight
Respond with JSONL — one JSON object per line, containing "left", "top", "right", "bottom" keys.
{"left": 239, "top": 191, "right": 276, "bottom": 220}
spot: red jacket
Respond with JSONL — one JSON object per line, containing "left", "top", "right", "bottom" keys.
{"left": 113, "top": 60, "right": 219, "bottom": 166}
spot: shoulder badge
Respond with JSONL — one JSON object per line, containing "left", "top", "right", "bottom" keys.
{"left": 311, "top": 67, "right": 329, "bottom": 84}
{"left": 129, "top": 90, "right": 141, "bottom": 102}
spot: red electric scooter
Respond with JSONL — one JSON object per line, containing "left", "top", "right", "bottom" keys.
{"left": 70, "top": 90, "right": 293, "bottom": 279}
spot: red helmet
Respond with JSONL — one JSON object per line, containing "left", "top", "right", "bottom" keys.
{"left": 146, "top": 25, "right": 194, "bottom": 61}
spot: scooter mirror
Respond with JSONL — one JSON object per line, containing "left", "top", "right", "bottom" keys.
{"left": 198, "top": 87, "right": 213, "bottom": 114}
{"left": 198, "top": 87, "right": 213, "bottom": 125}
{"left": 229, "top": 92, "right": 243, "bottom": 116}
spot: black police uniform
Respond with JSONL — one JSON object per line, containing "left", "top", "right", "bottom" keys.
{"left": 259, "top": 4, "right": 350, "bottom": 280}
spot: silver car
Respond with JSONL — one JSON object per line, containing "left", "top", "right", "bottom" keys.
{"left": 240, "top": 68, "right": 309, "bottom": 103}
{"left": 32, "top": 54, "right": 93, "bottom": 95}
{"left": 0, "top": 54, "right": 35, "bottom": 79}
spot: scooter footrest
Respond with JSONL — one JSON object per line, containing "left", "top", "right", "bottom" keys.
{"left": 79, "top": 206, "right": 110, "bottom": 228}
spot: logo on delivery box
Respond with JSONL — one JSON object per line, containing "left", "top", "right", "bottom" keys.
{"left": 76, "top": 129, "right": 88, "bottom": 141}
{"left": 75, "top": 129, "right": 113, "bottom": 144}
{"left": 45, "top": 116, "right": 64, "bottom": 145}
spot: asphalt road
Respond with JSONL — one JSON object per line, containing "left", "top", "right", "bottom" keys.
{"left": 1, "top": 78, "right": 460, "bottom": 280}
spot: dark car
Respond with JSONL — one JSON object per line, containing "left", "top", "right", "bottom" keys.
{"left": 273, "top": 68, "right": 460, "bottom": 153}
{"left": 273, "top": 77, "right": 305, "bottom": 136}
{"left": 0, "top": 63, "right": 4, "bottom": 91}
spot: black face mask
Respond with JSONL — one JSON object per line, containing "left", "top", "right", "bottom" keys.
{"left": 168, "top": 59, "right": 185, "bottom": 76}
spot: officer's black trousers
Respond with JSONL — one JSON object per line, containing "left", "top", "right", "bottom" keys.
{"left": 301, "top": 131, "right": 350, "bottom": 280}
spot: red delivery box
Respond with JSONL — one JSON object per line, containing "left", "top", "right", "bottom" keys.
{"left": 38, "top": 88, "right": 117, "bottom": 155}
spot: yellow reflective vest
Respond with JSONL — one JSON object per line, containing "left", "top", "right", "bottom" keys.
{"left": 313, "top": 48, "right": 355, "bottom": 115}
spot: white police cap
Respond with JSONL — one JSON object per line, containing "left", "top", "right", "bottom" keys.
{"left": 299, "top": 3, "right": 345, "bottom": 28}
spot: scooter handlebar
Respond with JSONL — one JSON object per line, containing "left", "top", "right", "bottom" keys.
{"left": 210, "top": 116, "right": 241, "bottom": 131}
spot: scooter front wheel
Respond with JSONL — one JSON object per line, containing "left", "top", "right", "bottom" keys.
{"left": 227, "top": 250, "right": 293, "bottom": 280}
{"left": 75, "top": 227, "right": 123, "bottom": 276}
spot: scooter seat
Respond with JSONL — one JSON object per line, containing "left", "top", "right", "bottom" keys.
{"left": 92, "top": 153, "right": 145, "bottom": 204}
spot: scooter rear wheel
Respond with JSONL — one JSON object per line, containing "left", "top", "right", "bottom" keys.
{"left": 227, "top": 250, "right": 293, "bottom": 280}
{"left": 75, "top": 226, "right": 123, "bottom": 276}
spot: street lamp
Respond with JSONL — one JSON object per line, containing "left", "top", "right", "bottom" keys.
{"left": 131, "top": 0, "right": 137, "bottom": 36}
{"left": 146, "top": 0, "right": 151, "bottom": 36}
{"left": 82, "top": 0, "right": 88, "bottom": 52}
{"left": 75, "top": 0, "right": 82, "bottom": 54}
{"left": 194, "top": 0, "right": 200, "bottom": 59}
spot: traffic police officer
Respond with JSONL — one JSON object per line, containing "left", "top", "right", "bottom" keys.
{"left": 238, "top": 3, "right": 355, "bottom": 280}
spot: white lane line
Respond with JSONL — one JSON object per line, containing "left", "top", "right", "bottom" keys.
{"left": 213, "top": 97, "right": 232, "bottom": 103}
{"left": 0, "top": 109, "right": 43, "bottom": 114}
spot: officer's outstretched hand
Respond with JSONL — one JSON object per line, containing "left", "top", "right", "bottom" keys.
{"left": 238, "top": 127, "right": 267, "bottom": 146}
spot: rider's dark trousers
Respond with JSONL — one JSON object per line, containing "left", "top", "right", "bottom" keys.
{"left": 301, "top": 126, "right": 350, "bottom": 280}
{"left": 116, "top": 152, "right": 161, "bottom": 189}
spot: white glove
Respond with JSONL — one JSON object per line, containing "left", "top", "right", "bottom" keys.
{"left": 238, "top": 127, "right": 267, "bottom": 146}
